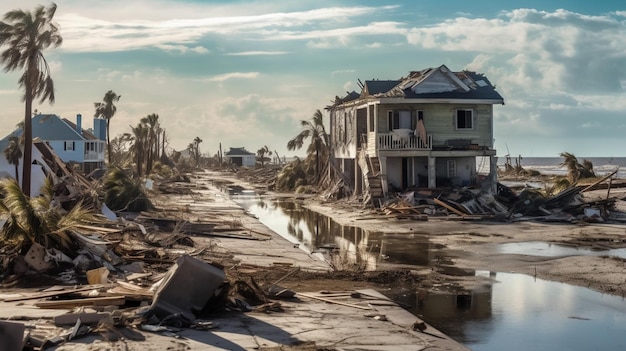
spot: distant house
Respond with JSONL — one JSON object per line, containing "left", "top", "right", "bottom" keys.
{"left": 224, "top": 147, "right": 256, "bottom": 167}
{"left": 0, "top": 113, "right": 106, "bottom": 175}
{"left": 327, "top": 64, "right": 504, "bottom": 200}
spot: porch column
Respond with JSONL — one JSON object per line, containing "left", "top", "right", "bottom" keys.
{"left": 354, "top": 157, "right": 362, "bottom": 195}
{"left": 428, "top": 156, "right": 436, "bottom": 188}
{"left": 490, "top": 155, "right": 498, "bottom": 193}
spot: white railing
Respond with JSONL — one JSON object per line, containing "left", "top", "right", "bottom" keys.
{"left": 84, "top": 151, "right": 105, "bottom": 161}
{"left": 377, "top": 131, "right": 432, "bottom": 151}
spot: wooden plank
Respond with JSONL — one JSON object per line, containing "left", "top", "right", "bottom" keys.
{"left": 35, "top": 296, "right": 125, "bottom": 309}
{"left": 433, "top": 198, "right": 465, "bottom": 217}
{"left": 3, "top": 285, "right": 108, "bottom": 302}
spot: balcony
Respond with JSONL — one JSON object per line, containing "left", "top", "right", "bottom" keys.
{"left": 377, "top": 129, "right": 432, "bottom": 151}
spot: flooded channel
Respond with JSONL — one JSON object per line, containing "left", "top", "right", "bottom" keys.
{"left": 228, "top": 189, "right": 626, "bottom": 350}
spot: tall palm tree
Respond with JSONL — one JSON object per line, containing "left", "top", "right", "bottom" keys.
{"left": 192, "top": 136, "right": 202, "bottom": 165}
{"left": 0, "top": 3, "right": 62, "bottom": 196}
{"left": 131, "top": 123, "right": 148, "bottom": 177}
{"left": 94, "top": 90, "right": 121, "bottom": 164}
{"left": 3, "top": 136, "right": 22, "bottom": 184}
{"left": 287, "top": 109, "right": 329, "bottom": 182}
{"left": 140, "top": 113, "right": 159, "bottom": 174}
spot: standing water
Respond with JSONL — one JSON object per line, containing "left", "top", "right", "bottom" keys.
{"left": 228, "top": 189, "right": 626, "bottom": 350}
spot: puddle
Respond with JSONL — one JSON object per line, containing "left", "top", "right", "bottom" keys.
{"left": 224, "top": 187, "right": 626, "bottom": 350}
{"left": 390, "top": 271, "right": 626, "bottom": 351}
{"left": 495, "top": 241, "right": 626, "bottom": 259}
{"left": 232, "top": 195, "right": 441, "bottom": 270}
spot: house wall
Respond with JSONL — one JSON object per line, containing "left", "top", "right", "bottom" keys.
{"left": 376, "top": 103, "right": 493, "bottom": 148}
{"left": 330, "top": 107, "right": 358, "bottom": 159}
{"left": 48, "top": 140, "right": 85, "bottom": 163}
{"left": 435, "top": 157, "right": 476, "bottom": 187}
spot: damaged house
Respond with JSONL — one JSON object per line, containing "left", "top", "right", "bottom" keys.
{"left": 327, "top": 64, "right": 505, "bottom": 202}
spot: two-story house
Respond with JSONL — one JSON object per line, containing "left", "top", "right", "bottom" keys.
{"left": 0, "top": 113, "right": 106, "bottom": 175}
{"left": 328, "top": 64, "right": 504, "bottom": 201}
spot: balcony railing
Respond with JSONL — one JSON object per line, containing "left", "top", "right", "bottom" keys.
{"left": 377, "top": 130, "right": 432, "bottom": 151}
{"left": 84, "top": 151, "right": 105, "bottom": 161}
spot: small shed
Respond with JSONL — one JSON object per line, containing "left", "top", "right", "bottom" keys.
{"left": 224, "top": 147, "right": 256, "bottom": 167}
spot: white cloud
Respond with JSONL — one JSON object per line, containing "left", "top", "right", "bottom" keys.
{"left": 225, "top": 51, "right": 288, "bottom": 56}
{"left": 206, "top": 72, "right": 261, "bottom": 82}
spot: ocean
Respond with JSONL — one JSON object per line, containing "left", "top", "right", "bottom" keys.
{"left": 477, "top": 156, "right": 626, "bottom": 179}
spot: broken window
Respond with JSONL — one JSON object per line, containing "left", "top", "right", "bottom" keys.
{"left": 456, "top": 109, "right": 473, "bottom": 129}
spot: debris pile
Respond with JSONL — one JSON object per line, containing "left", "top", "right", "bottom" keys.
{"left": 380, "top": 177, "right": 623, "bottom": 223}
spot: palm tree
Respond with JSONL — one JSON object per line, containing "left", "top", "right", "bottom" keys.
{"left": 0, "top": 3, "right": 62, "bottom": 196}
{"left": 0, "top": 178, "right": 95, "bottom": 251}
{"left": 287, "top": 109, "right": 329, "bottom": 182}
{"left": 192, "top": 136, "right": 202, "bottom": 165}
{"left": 140, "top": 113, "right": 159, "bottom": 174}
{"left": 559, "top": 152, "right": 595, "bottom": 183}
{"left": 102, "top": 167, "right": 152, "bottom": 212}
{"left": 94, "top": 90, "right": 121, "bottom": 164}
{"left": 3, "top": 136, "right": 22, "bottom": 184}
{"left": 257, "top": 145, "right": 272, "bottom": 167}
{"left": 130, "top": 123, "right": 148, "bottom": 177}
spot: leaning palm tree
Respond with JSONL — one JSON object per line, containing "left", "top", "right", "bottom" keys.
{"left": 3, "top": 136, "right": 22, "bottom": 184}
{"left": 0, "top": 3, "right": 63, "bottom": 196}
{"left": 287, "top": 109, "right": 329, "bottom": 182}
{"left": 94, "top": 90, "right": 121, "bottom": 164}
{"left": 559, "top": 152, "right": 595, "bottom": 183}
{"left": 140, "top": 113, "right": 159, "bottom": 174}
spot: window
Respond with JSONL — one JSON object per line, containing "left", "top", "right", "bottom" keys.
{"left": 456, "top": 109, "right": 473, "bottom": 129}
{"left": 387, "top": 110, "right": 416, "bottom": 130}
{"left": 368, "top": 105, "right": 375, "bottom": 132}
{"left": 447, "top": 160, "right": 457, "bottom": 178}
{"left": 64, "top": 141, "right": 75, "bottom": 151}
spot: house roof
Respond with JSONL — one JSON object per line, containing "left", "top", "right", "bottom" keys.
{"left": 62, "top": 118, "right": 98, "bottom": 140}
{"left": 333, "top": 64, "right": 504, "bottom": 108}
{"left": 0, "top": 114, "right": 94, "bottom": 151}
{"left": 224, "top": 147, "right": 255, "bottom": 156}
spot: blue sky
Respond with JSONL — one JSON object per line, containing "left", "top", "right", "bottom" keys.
{"left": 0, "top": 1, "right": 624, "bottom": 158}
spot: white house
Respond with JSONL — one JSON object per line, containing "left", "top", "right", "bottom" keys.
{"left": 224, "top": 147, "right": 256, "bottom": 167}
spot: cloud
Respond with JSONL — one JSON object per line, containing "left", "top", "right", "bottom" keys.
{"left": 206, "top": 72, "right": 261, "bottom": 82}
{"left": 225, "top": 51, "right": 288, "bottom": 56}
{"left": 53, "top": 5, "right": 402, "bottom": 52}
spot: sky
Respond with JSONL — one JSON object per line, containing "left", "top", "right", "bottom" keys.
{"left": 0, "top": 0, "right": 624, "bottom": 158}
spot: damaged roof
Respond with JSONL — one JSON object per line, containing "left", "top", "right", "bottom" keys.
{"left": 331, "top": 64, "right": 504, "bottom": 108}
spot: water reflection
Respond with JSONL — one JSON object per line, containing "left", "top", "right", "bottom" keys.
{"left": 391, "top": 271, "right": 626, "bottom": 351}
{"left": 233, "top": 195, "right": 440, "bottom": 271}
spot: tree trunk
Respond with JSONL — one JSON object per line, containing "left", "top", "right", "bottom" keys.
{"left": 22, "top": 90, "right": 33, "bottom": 196}
{"left": 106, "top": 119, "right": 112, "bottom": 165}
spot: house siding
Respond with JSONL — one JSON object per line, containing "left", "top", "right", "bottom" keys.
{"left": 376, "top": 103, "right": 493, "bottom": 148}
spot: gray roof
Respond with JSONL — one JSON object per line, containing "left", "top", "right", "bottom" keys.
{"left": 0, "top": 114, "right": 89, "bottom": 151}
{"left": 225, "top": 147, "right": 255, "bottom": 156}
